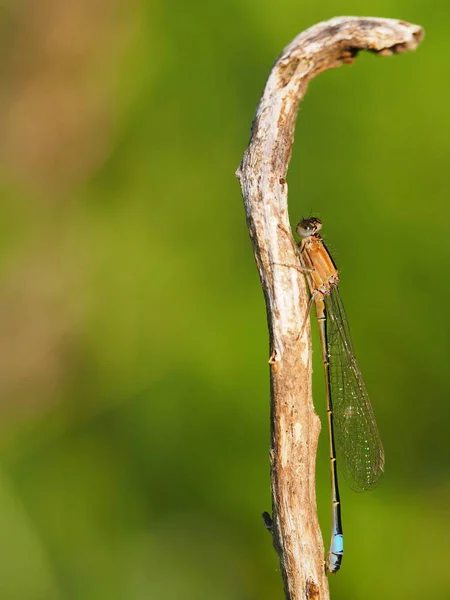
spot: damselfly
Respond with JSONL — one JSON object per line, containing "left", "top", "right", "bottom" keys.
{"left": 296, "top": 217, "right": 384, "bottom": 574}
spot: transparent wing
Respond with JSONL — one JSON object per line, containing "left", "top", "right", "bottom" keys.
{"left": 325, "top": 287, "right": 385, "bottom": 492}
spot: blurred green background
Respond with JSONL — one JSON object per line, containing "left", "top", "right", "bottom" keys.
{"left": 0, "top": 1, "right": 447, "bottom": 599}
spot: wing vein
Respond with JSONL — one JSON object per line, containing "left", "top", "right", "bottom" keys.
{"left": 325, "top": 287, "right": 385, "bottom": 492}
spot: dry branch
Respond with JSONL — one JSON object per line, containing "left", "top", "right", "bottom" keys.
{"left": 236, "top": 16, "right": 423, "bottom": 600}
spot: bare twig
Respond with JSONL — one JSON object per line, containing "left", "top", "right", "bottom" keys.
{"left": 236, "top": 16, "right": 423, "bottom": 600}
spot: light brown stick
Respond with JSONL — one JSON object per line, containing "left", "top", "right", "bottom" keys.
{"left": 236, "top": 16, "right": 423, "bottom": 600}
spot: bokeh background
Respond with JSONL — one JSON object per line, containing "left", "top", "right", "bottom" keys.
{"left": 0, "top": 1, "right": 447, "bottom": 599}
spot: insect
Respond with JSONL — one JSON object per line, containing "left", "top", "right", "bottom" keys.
{"left": 297, "top": 217, "right": 385, "bottom": 573}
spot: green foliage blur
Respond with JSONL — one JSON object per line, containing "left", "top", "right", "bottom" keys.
{"left": 0, "top": 1, "right": 448, "bottom": 598}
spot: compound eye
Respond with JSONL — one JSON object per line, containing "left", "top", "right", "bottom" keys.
{"left": 311, "top": 218, "right": 322, "bottom": 233}
{"left": 296, "top": 222, "right": 310, "bottom": 237}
